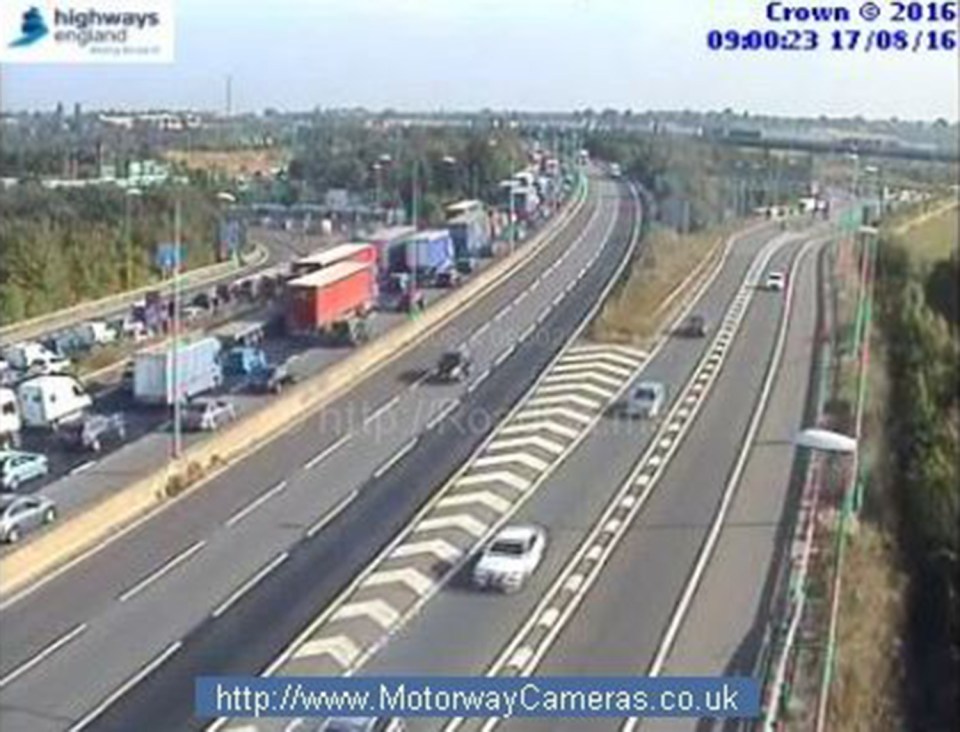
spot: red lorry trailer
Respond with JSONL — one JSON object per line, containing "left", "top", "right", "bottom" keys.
{"left": 285, "top": 261, "right": 375, "bottom": 344}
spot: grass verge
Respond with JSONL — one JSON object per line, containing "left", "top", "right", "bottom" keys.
{"left": 591, "top": 221, "right": 742, "bottom": 345}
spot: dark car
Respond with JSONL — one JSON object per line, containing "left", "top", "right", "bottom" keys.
{"left": 60, "top": 413, "right": 127, "bottom": 452}
{"left": 676, "top": 314, "right": 708, "bottom": 338}
{"left": 433, "top": 349, "right": 472, "bottom": 383}
{"left": 246, "top": 362, "right": 296, "bottom": 395}
{"left": 434, "top": 270, "right": 462, "bottom": 288}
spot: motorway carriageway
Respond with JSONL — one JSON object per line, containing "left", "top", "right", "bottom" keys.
{"left": 4, "top": 221, "right": 546, "bottom": 533}
{"left": 0, "top": 176, "right": 626, "bottom": 732}
{"left": 248, "top": 221, "right": 827, "bottom": 732}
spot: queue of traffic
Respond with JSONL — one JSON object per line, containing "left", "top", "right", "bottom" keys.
{"left": 0, "top": 153, "right": 573, "bottom": 545}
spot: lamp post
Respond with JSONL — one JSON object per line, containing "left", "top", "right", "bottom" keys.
{"left": 123, "top": 187, "right": 143, "bottom": 289}
{"left": 171, "top": 197, "right": 184, "bottom": 461}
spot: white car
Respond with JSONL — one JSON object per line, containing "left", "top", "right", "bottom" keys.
{"left": 765, "top": 271, "right": 786, "bottom": 291}
{"left": 473, "top": 524, "right": 548, "bottom": 592}
{"left": 620, "top": 381, "right": 666, "bottom": 419}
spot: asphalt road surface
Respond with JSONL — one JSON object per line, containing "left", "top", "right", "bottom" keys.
{"left": 0, "top": 176, "right": 634, "bottom": 732}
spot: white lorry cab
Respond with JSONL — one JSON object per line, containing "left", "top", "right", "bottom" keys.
{"left": 0, "top": 388, "right": 21, "bottom": 448}
{"left": 16, "top": 375, "right": 92, "bottom": 430}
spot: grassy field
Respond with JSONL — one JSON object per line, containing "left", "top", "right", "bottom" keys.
{"left": 893, "top": 202, "right": 958, "bottom": 264}
{"left": 164, "top": 148, "right": 289, "bottom": 179}
{"left": 591, "top": 221, "right": 741, "bottom": 344}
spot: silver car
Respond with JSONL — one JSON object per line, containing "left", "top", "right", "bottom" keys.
{"left": 180, "top": 399, "right": 236, "bottom": 432}
{"left": 620, "top": 381, "right": 667, "bottom": 419}
{"left": 0, "top": 493, "right": 57, "bottom": 543}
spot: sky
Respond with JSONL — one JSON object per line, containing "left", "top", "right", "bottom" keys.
{"left": 2, "top": 0, "right": 958, "bottom": 120}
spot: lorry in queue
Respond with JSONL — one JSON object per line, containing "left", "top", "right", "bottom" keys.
{"left": 285, "top": 261, "right": 376, "bottom": 344}
{"left": 389, "top": 230, "right": 456, "bottom": 285}
{"left": 447, "top": 208, "right": 492, "bottom": 271}
{"left": 367, "top": 225, "right": 416, "bottom": 274}
{"left": 16, "top": 375, "right": 92, "bottom": 429}
{"left": 290, "top": 242, "right": 377, "bottom": 279}
{"left": 133, "top": 337, "right": 223, "bottom": 405}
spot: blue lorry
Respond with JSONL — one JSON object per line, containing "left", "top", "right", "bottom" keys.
{"left": 389, "top": 230, "right": 456, "bottom": 285}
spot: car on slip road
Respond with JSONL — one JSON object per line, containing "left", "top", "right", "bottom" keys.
{"left": 0, "top": 493, "right": 57, "bottom": 543}
{"left": 472, "top": 524, "right": 548, "bottom": 592}
{"left": 675, "top": 314, "right": 708, "bottom": 338}
{"left": 619, "top": 381, "right": 667, "bottom": 419}
{"left": 765, "top": 270, "right": 787, "bottom": 291}
{"left": 0, "top": 450, "right": 49, "bottom": 492}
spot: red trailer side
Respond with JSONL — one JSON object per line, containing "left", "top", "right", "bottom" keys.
{"left": 286, "top": 261, "right": 375, "bottom": 336}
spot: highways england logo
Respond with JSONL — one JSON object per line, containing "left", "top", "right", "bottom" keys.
{"left": 9, "top": 6, "right": 49, "bottom": 47}
{"left": 0, "top": 0, "right": 173, "bottom": 63}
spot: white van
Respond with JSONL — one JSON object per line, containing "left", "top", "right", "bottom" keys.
{"left": 76, "top": 320, "right": 118, "bottom": 348}
{"left": 16, "top": 375, "right": 92, "bottom": 429}
{"left": 0, "top": 388, "right": 21, "bottom": 448}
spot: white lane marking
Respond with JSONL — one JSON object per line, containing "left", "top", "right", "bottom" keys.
{"left": 0, "top": 622, "right": 88, "bottom": 689}
{"left": 526, "top": 393, "right": 603, "bottom": 411}
{"left": 415, "top": 513, "right": 488, "bottom": 538}
{"left": 438, "top": 491, "right": 513, "bottom": 514}
{"left": 67, "top": 640, "right": 182, "bottom": 732}
{"left": 292, "top": 634, "right": 359, "bottom": 665}
{"left": 457, "top": 470, "right": 532, "bottom": 493}
{"left": 499, "top": 420, "right": 579, "bottom": 440}
{"left": 536, "top": 309, "right": 551, "bottom": 324}
{"left": 470, "top": 323, "right": 491, "bottom": 342}
{"left": 331, "top": 599, "right": 400, "bottom": 630}
{"left": 303, "top": 433, "right": 352, "bottom": 471}
{"left": 426, "top": 400, "right": 460, "bottom": 430}
{"left": 488, "top": 435, "right": 566, "bottom": 455}
{"left": 306, "top": 490, "right": 359, "bottom": 539}
{"left": 508, "top": 646, "right": 535, "bottom": 669}
{"left": 69, "top": 460, "right": 97, "bottom": 476}
{"left": 518, "top": 323, "right": 536, "bottom": 342}
{"left": 493, "top": 344, "right": 516, "bottom": 367}
{"left": 542, "top": 370, "right": 623, "bottom": 389}
{"left": 117, "top": 540, "right": 206, "bottom": 603}
{"left": 551, "top": 360, "right": 633, "bottom": 378}
{"left": 373, "top": 437, "right": 418, "bottom": 479}
{"left": 363, "top": 395, "right": 400, "bottom": 425}
{"left": 536, "top": 382, "right": 616, "bottom": 400}
{"left": 466, "top": 369, "right": 491, "bottom": 394}
{"left": 473, "top": 452, "right": 550, "bottom": 472}
{"left": 559, "top": 351, "right": 644, "bottom": 369}
{"left": 390, "top": 538, "right": 464, "bottom": 564}
{"left": 224, "top": 480, "right": 287, "bottom": 528}
{"left": 493, "top": 307, "right": 510, "bottom": 323}
{"left": 361, "top": 567, "right": 434, "bottom": 596}
{"left": 514, "top": 406, "right": 593, "bottom": 426}
{"left": 537, "top": 608, "right": 561, "bottom": 628}
{"left": 212, "top": 552, "right": 289, "bottom": 619}
{"left": 552, "top": 292, "right": 565, "bottom": 307}
{"left": 513, "top": 291, "right": 529, "bottom": 307}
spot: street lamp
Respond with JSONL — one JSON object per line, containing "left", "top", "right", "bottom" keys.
{"left": 124, "top": 187, "right": 143, "bottom": 288}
